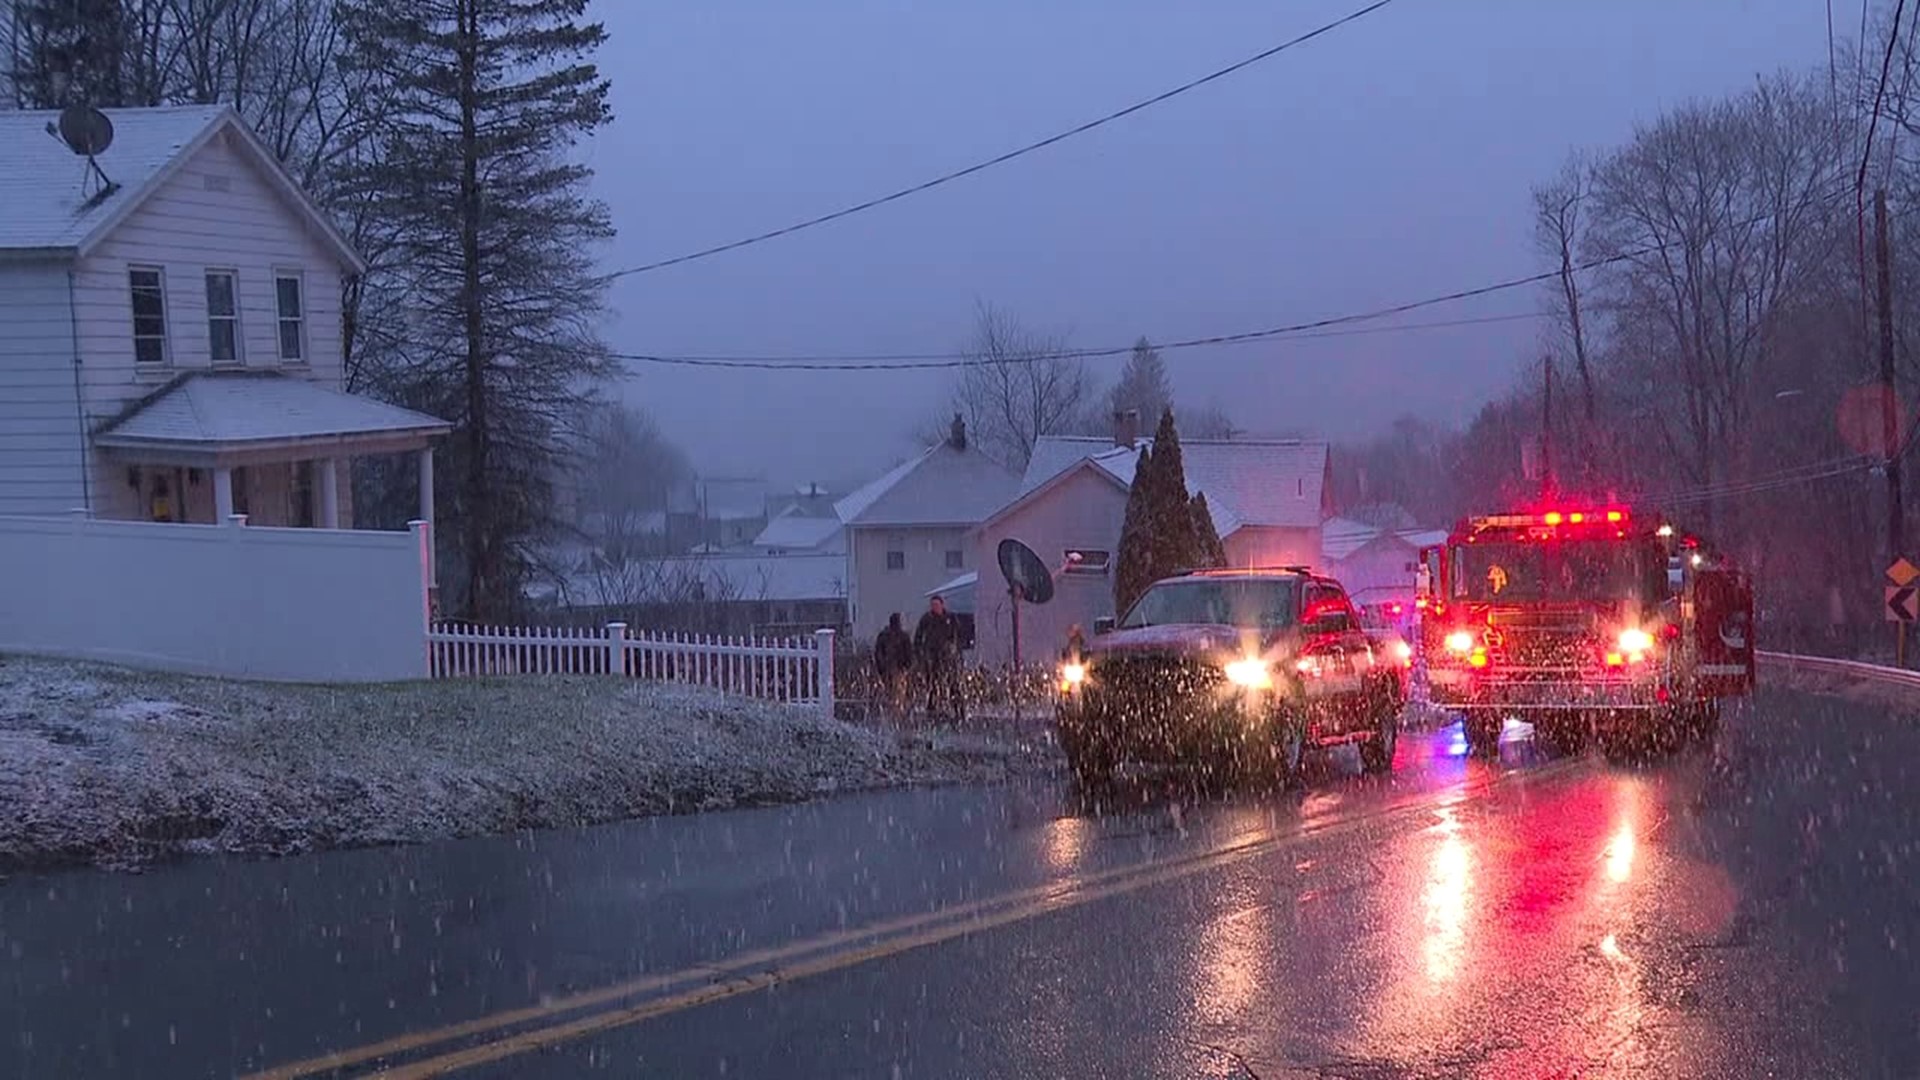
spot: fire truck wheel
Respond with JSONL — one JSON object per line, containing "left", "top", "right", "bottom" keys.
{"left": 1462, "top": 710, "right": 1501, "bottom": 758}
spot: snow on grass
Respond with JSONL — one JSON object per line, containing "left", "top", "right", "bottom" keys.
{"left": 0, "top": 656, "right": 1054, "bottom": 872}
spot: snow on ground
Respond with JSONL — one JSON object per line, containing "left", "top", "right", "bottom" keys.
{"left": 0, "top": 656, "right": 1057, "bottom": 873}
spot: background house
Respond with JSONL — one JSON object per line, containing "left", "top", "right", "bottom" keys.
{"left": 968, "top": 425, "right": 1333, "bottom": 668}
{"left": 751, "top": 504, "right": 846, "bottom": 555}
{"left": 836, "top": 415, "right": 1018, "bottom": 644}
{"left": 0, "top": 105, "right": 446, "bottom": 532}
{"left": 529, "top": 552, "right": 847, "bottom": 637}
{"left": 1321, "top": 516, "right": 1447, "bottom": 630}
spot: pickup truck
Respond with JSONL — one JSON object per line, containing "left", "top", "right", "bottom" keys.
{"left": 1055, "top": 567, "right": 1409, "bottom": 788}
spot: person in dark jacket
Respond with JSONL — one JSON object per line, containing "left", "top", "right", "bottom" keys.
{"left": 874, "top": 613, "right": 914, "bottom": 722}
{"left": 914, "top": 595, "right": 965, "bottom": 722}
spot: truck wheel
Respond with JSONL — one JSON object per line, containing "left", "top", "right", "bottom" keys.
{"left": 1360, "top": 705, "right": 1398, "bottom": 774}
{"left": 1462, "top": 709, "right": 1501, "bottom": 758}
{"left": 1059, "top": 725, "right": 1114, "bottom": 790}
{"left": 1274, "top": 716, "right": 1308, "bottom": 789}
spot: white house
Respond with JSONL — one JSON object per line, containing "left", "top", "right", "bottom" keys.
{"left": 0, "top": 105, "right": 447, "bottom": 532}
{"left": 1321, "top": 517, "right": 1448, "bottom": 619}
{"left": 968, "top": 426, "right": 1333, "bottom": 668}
{"left": 751, "top": 504, "right": 846, "bottom": 556}
{"left": 836, "top": 416, "right": 1018, "bottom": 644}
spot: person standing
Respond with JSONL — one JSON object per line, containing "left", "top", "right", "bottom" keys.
{"left": 915, "top": 595, "right": 965, "bottom": 723}
{"left": 874, "top": 613, "right": 914, "bottom": 723}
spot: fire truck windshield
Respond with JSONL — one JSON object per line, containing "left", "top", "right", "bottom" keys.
{"left": 1453, "top": 539, "right": 1663, "bottom": 605}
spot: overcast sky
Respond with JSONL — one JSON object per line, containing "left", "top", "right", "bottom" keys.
{"left": 587, "top": 0, "right": 1834, "bottom": 493}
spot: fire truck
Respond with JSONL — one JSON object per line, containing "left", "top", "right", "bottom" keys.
{"left": 1414, "top": 506, "right": 1755, "bottom": 758}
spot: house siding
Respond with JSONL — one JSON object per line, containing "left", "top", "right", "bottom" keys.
{"left": 1329, "top": 535, "right": 1419, "bottom": 606}
{"left": 0, "top": 260, "right": 86, "bottom": 516}
{"left": 971, "top": 468, "right": 1130, "bottom": 669}
{"left": 70, "top": 126, "right": 349, "bottom": 432}
{"left": 848, "top": 524, "right": 974, "bottom": 644}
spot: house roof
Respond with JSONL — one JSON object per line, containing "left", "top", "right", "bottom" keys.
{"left": 1017, "top": 435, "right": 1331, "bottom": 531}
{"left": 1321, "top": 516, "right": 1386, "bottom": 561}
{"left": 835, "top": 442, "right": 1019, "bottom": 528}
{"left": 92, "top": 371, "right": 449, "bottom": 451}
{"left": 752, "top": 510, "right": 845, "bottom": 552}
{"left": 0, "top": 105, "right": 362, "bottom": 270}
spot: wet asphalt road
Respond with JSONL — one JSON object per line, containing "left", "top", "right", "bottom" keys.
{"left": 4, "top": 685, "right": 1919, "bottom": 1079}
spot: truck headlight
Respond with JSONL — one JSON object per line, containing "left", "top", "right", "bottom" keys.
{"left": 1617, "top": 628, "right": 1654, "bottom": 655}
{"left": 1059, "top": 661, "right": 1087, "bottom": 690}
{"left": 1224, "top": 657, "right": 1272, "bottom": 689}
{"left": 1391, "top": 639, "right": 1413, "bottom": 665}
{"left": 1444, "top": 631, "right": 1475, "bottom": 654}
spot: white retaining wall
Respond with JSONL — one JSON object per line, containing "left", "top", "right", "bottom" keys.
{"left": 0, "top": 514, "right": 430, "bottom": 682}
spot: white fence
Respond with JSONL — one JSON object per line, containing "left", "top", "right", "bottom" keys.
{"left": 0, "top": 513, "right": 431, "bottom": 682}
{"left": 427, "top": 621, "right": 838, "bottom": 712}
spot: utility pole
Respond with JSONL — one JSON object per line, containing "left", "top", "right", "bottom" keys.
{"left": 1876, "top": 189, "right": 1906, "bottom": 562}
{"left": 1541, "top": 353, "right": 1555, "bottom": 501}
{"left": 1877, "top": 189, "right": 1909, "bottom": 667}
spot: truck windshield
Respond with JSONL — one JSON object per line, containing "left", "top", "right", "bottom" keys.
{"left": 1120, "top": 578, "right": 1300, "bottom": 629}
{"left": 1453, "top": 539, "right": 1663, "bottom": 604}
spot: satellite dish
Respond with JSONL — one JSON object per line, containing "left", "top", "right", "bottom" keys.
{"left": 997, "top": 538, "right": 1054, "bottom": 605}
{"left": 56, "top": 105, "right": 114, "bottom": 157}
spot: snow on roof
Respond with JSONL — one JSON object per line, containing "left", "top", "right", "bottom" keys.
{"left": 927, "top": 570, "right": 978, "bottom": 597}
{"left": 1398, "top": 528, "right": 1449, "bottom": 549}
{"left": 92, "top": 371, "right": 449, "bottom": 449}
{"left": 835, "top": 442, "right": 1018, "bottom": 528}
{"left": 752, "top": 511, "right": 845, "bottom": 552}
{"left": 1321, "top": 517, "right": 1384, "bottom": 561}
{"left": 1019, "top": 435, "right": 1330, "bottom": 531}
{"left": 0, "top": 105, "right": 360, "bottom": 268}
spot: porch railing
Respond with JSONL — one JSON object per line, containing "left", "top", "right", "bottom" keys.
{"left": 427, "top": 622, "right": 836, "bottom": 712}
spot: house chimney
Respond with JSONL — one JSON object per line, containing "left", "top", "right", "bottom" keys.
{"left": 949, "top": 413, "right": 967, "bottom": 451}
{"left": 1112, "top": 408, "right": 1140, "bottom": 449}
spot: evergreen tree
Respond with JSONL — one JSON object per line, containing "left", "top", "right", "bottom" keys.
{"left": 1190, "top": 493, "right": 1227, "bottom": 567}
{"left": 339, "top": 0, "right": 615, "bottom": 619}
{"left": 1113, "top": 444, "right": 1157, "bottom": 618}
{"left": 1107, "top": 337, "right": 1172, "bottom": 427}
{"left": 1146, "top": 407, "right": 1200, "bottom": 576}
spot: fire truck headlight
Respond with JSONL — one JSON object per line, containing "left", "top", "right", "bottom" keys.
{"left": 1444, "top": 631, "right": 1475, "bottom": 654}
{"left": 1224, "top": 657, "right": 1273, "bottom": 689}
{"left": 1617, "top": 628, "right": 1654, "bottom": 655}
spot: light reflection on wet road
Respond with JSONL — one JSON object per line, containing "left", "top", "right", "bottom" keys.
{"left": 4, "top": 687, "right": 1918, "bottom": 1078}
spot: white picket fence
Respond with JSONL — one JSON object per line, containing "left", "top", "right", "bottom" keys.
{"left": 427, "top": 621, "right": 837, "bottom": 712}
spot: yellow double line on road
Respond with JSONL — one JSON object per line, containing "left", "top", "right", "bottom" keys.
{"left": 246, "top": 758, "right": 1582, "bottom": 1079}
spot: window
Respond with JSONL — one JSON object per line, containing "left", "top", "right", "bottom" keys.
{"left": 1121, "top": 577, "right": 1300, "bottom": 630}
{"left": 205, "top": 270, "right": 239, "bottom": 365}
{"left": 275, "top": 273, "right": 305, "bottom": 361}
{"left": 944, "top": 549, "right": 964, "bottom": 570}
{"left": 1063, "top": 549, "right": 1111, "bottom": 574}
{"left": 886, "top": 550, "right": 906, "bottom": 571}
{"left": 129, "top": 267, "right": 168, "bottom": 365}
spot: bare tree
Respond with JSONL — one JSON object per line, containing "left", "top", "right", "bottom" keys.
{"left": 1583, "top": 72, "right": 1849, "bottom": 527}
{"left": 1533, "top": 154, "right": 1598, "bottom": 469}
{"left": 949, "top": 302, "right": 1096, "bottom": 471}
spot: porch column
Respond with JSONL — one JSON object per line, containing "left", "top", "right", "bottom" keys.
{"left": 418, "top": 448, "right": 436, "bottom": 582}
{"left": 318, "top": 458, "right": 341, "bottom": 529}
{"left": 213, "top": 466, "right": 234, "bottom": 522}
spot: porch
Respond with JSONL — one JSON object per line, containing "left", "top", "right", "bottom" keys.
{"left": 88, "top": 371, "right": 449, "bottom": 536}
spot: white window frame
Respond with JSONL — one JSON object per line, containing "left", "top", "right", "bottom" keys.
{"left": 1063, "top": 549, "right": 1112, "bottom": 575}
{"left": 205, "top": 269, "right": 241, "bottom": 366}
{"left": 274, "top": 270, "right": 306, "bottom": 363}
{"left": 128, "top": 265, "right": 169, "bottom": 366}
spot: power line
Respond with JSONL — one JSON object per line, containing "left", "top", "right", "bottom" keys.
{"left": 638, "top": 312, "right": 1547, "bottom": 367}
{"left": 615, "top": 186, "right": 1856, "bottom": 373}
{"left": 1634, "top": 455, "right": 1876, "bottom": 508}
{"left": 594, "top": 0, "right": 1400, "bottom": 281}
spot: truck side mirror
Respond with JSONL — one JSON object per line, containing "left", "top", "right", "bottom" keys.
{"left": 1093, "top": 616, "right": 1116, "bottom": 635}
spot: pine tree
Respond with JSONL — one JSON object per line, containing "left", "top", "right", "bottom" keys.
{"left": 1146, "top": 407, "right": 1200, "bottom": 577}
{"left": 1113, "top": 444, "right": 1157, "bottom": 618}
{"left": 339, "top": 0, "right": 615, "bottom": 619}
{"left": 1107, "top": 337, "right": 1172, "bottom": 427}
{"left": 1190, "top": 493, "right": 1227, "bottom": 567}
